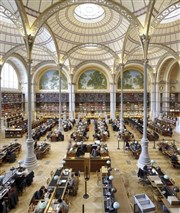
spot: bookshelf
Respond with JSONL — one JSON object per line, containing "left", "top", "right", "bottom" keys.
{"left": 35, "top": 93, "right": 69, "bottom": 117}
{"left": 116, "top": 93, "right": 150, "bottom": 117}
{"left": 2, "top": 92, "right": 24, "bottom": 116}
{"left": 75, "top": 93, "right": 110, "bottom": 113}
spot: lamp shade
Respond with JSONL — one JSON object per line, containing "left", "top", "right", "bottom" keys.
{"left": 173, "top": 186, "right": 180, "bottom": 193}
{"left": 109, "top": 175, "right": 114, "bottom": 180}
{"left": 62, "top": 160, "right": 66, "bottom": 164}
{"left": 18, "top": 160, "right": 24, "bottom": 164}
{"left": 151, "top": 160, "right": 155, "bottom": 164}
{"left": 106, "top": 160, "right": 111, "bottom": 165}
{"left": 113, "top": 202, "right": 120, "bottom": 209}
{"left": 164, "top": 175, "right": 169, "bottom": 180}
{"left": 111, "top": 187, "right": 117, "bottom": 193}
{"left": 53, "top": 175, "right": 59, "bottom": 180}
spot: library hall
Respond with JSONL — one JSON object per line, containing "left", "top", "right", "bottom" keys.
{"left": 0, "top": 1, "right": 180, "bottom": 213}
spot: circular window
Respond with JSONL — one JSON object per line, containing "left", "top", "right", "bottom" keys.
{"left": 74, "top": 3, "right": 105, "bottom": 23}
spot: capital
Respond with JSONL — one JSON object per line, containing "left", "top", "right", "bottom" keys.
{"left": 140, "top": 34, "right": 150, "bottom": 47}
{"left": 27, "top": 59, "right": 32, "bottom": 65}
{"left": 58, "top": 63, "right": 63, "bottom": 70}
{"left": 25, "top": 34, "right": 34, "bottom": 51}
{"left": 144, "top": 58, "right": 149, "bottom": 64}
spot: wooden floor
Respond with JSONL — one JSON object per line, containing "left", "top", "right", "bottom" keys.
{"left": 0, "top": 120, "right": 180, "bottom": 213}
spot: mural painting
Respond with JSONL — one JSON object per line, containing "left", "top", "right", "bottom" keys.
{"left": 40, "top": 70, "right": 68, "bottom": 90}
{"left": 78, "top": 70, "right": 107, "bottom": 90}
{"left": 118, "top": 70, "right": 143, "bottom": 89}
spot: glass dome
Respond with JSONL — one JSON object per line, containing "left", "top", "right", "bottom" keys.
{"left": 74, "top": 3, "right": 105, "bottom": 23}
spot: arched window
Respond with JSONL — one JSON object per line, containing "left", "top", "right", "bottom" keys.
{"left": 1, "top": 63, "right": 18, "bottom": 89}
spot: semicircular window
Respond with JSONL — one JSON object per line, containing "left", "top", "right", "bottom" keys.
{"left": 78, "top": 70, "right": 107, "bottom": 90}
{"left": 118, "top": 70, "right": 143, "bottom": 89}
{"left": 39, "top": 70, "right": 68, "bottom": 90}
{"left": 1, "top": 63, "right": 18, "bottom": 89}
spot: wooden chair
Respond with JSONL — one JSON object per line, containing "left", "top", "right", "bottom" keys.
{"left": 96, "top": 171, "right": 102, "bottom": 186}
{"left": 50, "top": 170, "right": 54, "bottom": 177}
{"left": 47, "top": 177, "right": 51, "bottom": 185}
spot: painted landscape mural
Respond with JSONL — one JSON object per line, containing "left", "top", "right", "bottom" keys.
{"left": 118, "top": 70, "right": 143, "bottom": 89}
{"left": 39, "top": 70, "right": 68, "bottom": 90}
{"left": 78, "top": 70, "right": 107, "bottom": 90}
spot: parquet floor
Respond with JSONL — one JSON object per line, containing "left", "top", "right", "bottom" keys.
{"left": 0, "top": 120, "right": 180, "bottom": 213}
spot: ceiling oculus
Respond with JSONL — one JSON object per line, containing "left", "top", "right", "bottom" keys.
{"left": 74, "top": 3, "right": 105, "bottom": 23}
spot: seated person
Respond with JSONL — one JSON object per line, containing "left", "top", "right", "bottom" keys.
{"left": 143, "top": 165, "right": 148, "bottom": 176}
{"left": 56, "top": 198, "right": 68, "bottom": 213}
{"left": 34, "top": 140, "right": 38, "bottom": 149}
{"left": 67, "top": 174, "right": 75, "bottom": 189}
{"left": 125, "top": 141, "right": 130, "bottom": 150}
{"left": 34, "top": 186, "right": 46, "bottom": 200}
{"left": 91, "top": 147, "right": 100, "bottom": 157}
{"left": 171, "top": 154, "right": 178, "bottom": 162}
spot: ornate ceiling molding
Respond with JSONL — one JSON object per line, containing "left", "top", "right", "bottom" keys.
{"left": 2, "top": 44, "right": 25, "bottom": 63}
{"left": 63, "top": 43, "right": 117, "bottom": 62}
{"left": 0, "top": 5, "right": 25, "bottom": 35}
{"left": 31, "top": 0, "right": 141, "bottom": 36}
{"left": 73, "top": 60, "right": 111, "bottom": 73}
{"left": 152, "top": 2, "right": 180, "bottom": 28}
{"left": 32, "top": 60, "right": 56, "bottom": 73}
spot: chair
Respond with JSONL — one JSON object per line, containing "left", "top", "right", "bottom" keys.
{"left": 137, "top": 168, "right": 149, "bottom": 186}
{"left": 47, "top": 178, "right": 51, "bottom": 185}
{"left": 96, "top": 171, "right": 102, "bottom": 186}
{"left": 26, "top": 171, "right": 34, "bottom": 186}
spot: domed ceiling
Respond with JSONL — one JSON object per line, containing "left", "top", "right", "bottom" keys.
{"left": 0, "top": 0, "right": 179, "bottom": 75}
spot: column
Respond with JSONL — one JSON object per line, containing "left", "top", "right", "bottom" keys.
{"left": 162, "top": 82, "right": 170, "bottom": 113}
{"left": 155, "top": 81, "right": 160, "bottom": 118}
{"left": 31, "top": 83, "right": 36, "bottom": 120}
{"left": 150, "top": 74, "right": 156, "bottom": 121}
{"left": 110, "top": 81, "right": 116, "bottom": 119}
{"left": 138, "top": 59, "right": 151, "bottom": 169}
{"left": 0, "top": 65, "right": 4, "bottom": 131}
{"left": 23, "top": 59, "right": 37, "bottom": 171}
{"left": 119, "top": 64, "right": 124, "bottom": 133}
{"left": 58, "top": 63, "right": 63, "bottom": 131}
{"left": 69, "top": 74, "right": 75, "bottom": 120}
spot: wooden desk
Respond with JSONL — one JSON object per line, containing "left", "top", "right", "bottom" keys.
{"left": 64, "top": 156, "right": 110, "bottom": 172}
{"left": 162, "top": 198, "right": 180, "bottom": 213}
{"left": 5, "top": 128, "right": 23, "bottom": 138}
{"left": 101, "top": 166, "right": 108, "bottom": 177}
{"left": 34, "top": 143, "right": 51, "bottom": 160}
{"left": 33, "top": 168, "right": 72, "bottom": 213}
{"left": 101, "top": 169, "right": 132, "bottom": 213}
{"left": 147, "top": 176, "right": 163, "bottom": 188}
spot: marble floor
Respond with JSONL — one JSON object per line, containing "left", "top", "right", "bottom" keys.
{"left": 0, "top": 121, "right": 180, "bottom": 213}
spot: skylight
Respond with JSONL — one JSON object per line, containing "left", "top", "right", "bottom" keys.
{"left": 160, "top": 8, "right": 180, "bottom": 24}
{"left": 74, "top": 3, "right": 105, "bottom": 23}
